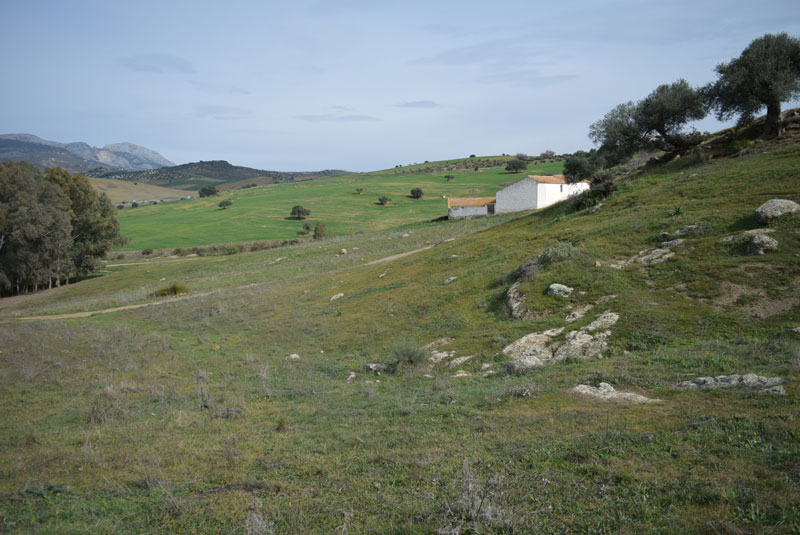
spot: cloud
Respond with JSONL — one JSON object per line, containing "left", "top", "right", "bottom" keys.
{"left": 295, "top": 114, "right": 379, "bottom": 122}
{"left": 329, "top": 105, "right": 353, "bottom": 111}
{"left": 195, "top": 105, "right": 252, "bottom": 120}
{"left": 118, "top": 53, "right": 195, "bottom": 74}
{"left": 477, "top": 70, "right": 578, "bottom": 87}
{"left": 392, "top": 100, "right": 441, "bottom": 109}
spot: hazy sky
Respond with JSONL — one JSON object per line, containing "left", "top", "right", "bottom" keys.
{"left": 2, "top": 1, "right": 799, "bottom": 171}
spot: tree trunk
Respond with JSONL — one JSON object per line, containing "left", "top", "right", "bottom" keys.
{"left": 762, "top": 102, "right": 783, "bottom": 138}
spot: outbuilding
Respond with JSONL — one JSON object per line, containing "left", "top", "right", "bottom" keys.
{"left": 495, "top": 175, "right": 589, "bottom": 213}
{"left": 447, "top": 197, "right": 496, "bottom": 219}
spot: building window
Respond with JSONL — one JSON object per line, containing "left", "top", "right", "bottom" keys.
{"left": 560, "top": 185, "right": 563, "bottom": 192}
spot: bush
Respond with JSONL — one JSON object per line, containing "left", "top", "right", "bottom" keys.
{"left": 538, "top": 241, "right": 577, "bottom": 267}
{"left": 142, "top": 248, "right": 154, "bottom": 256}
{"left": 290, "top": 205, "right": 310, "bottom": 219}
{"left": 199, "top": 186, "right": 218, "bottom": 198}
{"left": 117, "top": 204, "right": 124, "bottom": 210}
{"left": 378, "top": 196, "right": 391, "bottom": 205}
{"left": 410, "top": 188, "right": 423, "bottom": 199}
{"left": 386, "top": 342, "right": 427, "bottom": 372}
{"left": 151, "top": 283, "right": 189, "bottom": 297}
{"left": 313, "top": 222, "right": 326, "bottom": 240}
{"left": 131, "top": 202, "right": 139, "bottom": 208}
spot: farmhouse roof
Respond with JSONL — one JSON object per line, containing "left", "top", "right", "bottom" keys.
{"left": 529, "top": 174, "right": 567, "bottom": 184}
{"left": 447, "top": 197, "right": 496, "bottom": 209}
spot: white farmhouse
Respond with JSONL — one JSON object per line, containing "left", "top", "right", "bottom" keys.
{"left": 495, "top": 175, "right": 589, "bottom": 214}
{"left": 447, "top": 197, "right": 496, "bottom": 219}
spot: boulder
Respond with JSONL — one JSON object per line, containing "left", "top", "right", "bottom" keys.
{"left": 340, "top": 248, "right": 348, "bottom": 255}
{"left": 504, "top": 354, "right": 544, "bottom": 374}
{"left": 755, "top": 199, "right": 800, "bottom": 224}
{"left": 506, "top": 281, "right": 527, "bottom": 319}
{"left": 572, "top": 383, "right": 660, "bottom": 403}
{"left": 443, "top": 276, "right": 458, "bottom": 284}
{"left": 565, "top": 304, "right": 593, "bottom": 323}
{"left": 584, "top": 311, "right": 620, "bottom": 332}
{"left": 546, "top": 283, "right": 573, "bottom": 297}
{"left": 660, "top": 239, "right": 684, "bottom": 249}
{"left": 719, "top": 228, "right": 775, "bottom": 243}
{"left": 746, "top": 234, "right": 778, "bottom": 255}
{"left": 676, "top": 373, "right": 785, "bottom": 394}
{"left": 287, "top": 353, "right": 301, "bottom": 360}
{"left": 330, "top": 293, "right": 344, "bottom": 301}
{"left": 451, "top": 370, "right": 471, "bottom": 378}
{"left": 630, "top": 248, "right": 674, "bottom": 265}
{"left": 448, "top": 355, "right": 475, "bottom": 368}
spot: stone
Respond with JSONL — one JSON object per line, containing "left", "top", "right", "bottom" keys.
{"left": 330, "top": 293, "right": 344, "bottom": 301}
{"left": 429, "top": 350, "right": 456, "bottom": 364}
{"left": 401, "top": 233, "right": 410, "bottom": 238}
{"left": 792, "top": 326, "right": 800, "bottom": 334}
{"left": 755, "top": 199, "right": 800, "bottom": 224}
{"left": 363, "top": 363, "right": 388, "bottom": 374}
{"left": 379, "top": 272, "right": 386, "bottom": 278}
{"left": 572, "top": 383, "right": 660, "bottom": 403}
{"left": 504, "top": 354, "right": 544, "bottom": 374}
{"left": 719, "top": 228, "right": 775, "bottom": 243}
{"left": 424, "top": 338, "right": 454, "bottom": 350}
{"left": 340, "top": 248, "right": 348, "bottom": 255}
{"left": 660, "top": 239, "right": 684, "bottom": 249}
{"left": 630, "top": 248, "right": 674, "bottom": 265}
{"left": 502, "top": 328, "right": 563, "bottom": 360}
{"left": 676, "top": 374, "right": 785, "bottom": 394}
{"left": 479, "top": 363, "right": 493, "bottom": 371}
{"left": 584, "top": 311, "right": 620, "bottom": 332}
{"left": 443, "top": 276, "right": 458, "bottom": 284}
{"left": 346, "top": 372, "right": 356, "bottom": 384}
{"left": 746, "top": 234, "right": 778, "bottom": 255}
{"left": 546, "top": 283, "right": 573, "bottom": 297}
{"left": 588, "top": 202, "right": 603, "bottom": 214}
{"left": 565, "top": 304, "right": 593, "bottom": 323}
{"left": 448, "top": 355, "right": 475, "bottom": 368}
{"left": 506, "top": 281, "right": 527, "bottom": 319}
{"left": 451, "top": 370, "right": 471, "bottom": 378}
{"left": 552, "top": 329, "right": 610, "bottom": 361}
{"left": 287, "top": 353, "right": 300, "bottom": 360}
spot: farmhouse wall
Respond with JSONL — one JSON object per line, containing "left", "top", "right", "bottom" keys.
{"left": 495, "top": 178, "right": 539, "bottom": 214}
{"left": 449, "top": 205, "right": 490, "bottom": 219}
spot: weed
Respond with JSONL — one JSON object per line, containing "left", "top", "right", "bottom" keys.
{"left": 386, "top": 342, "right": 427, "bottom": 372}
{"left": 150, "top": 283, "right": 188, "bottom": 297}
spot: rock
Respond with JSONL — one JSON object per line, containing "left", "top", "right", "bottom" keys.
{"left": 451, "top": 370, "right": 471, "bottom": 378}
{"left": 584, "top": 311, "right": 620, "bottom": 332}
{"left": 401, "top": 233, "right": 410, "bottom": 238}
{"left": 588, "top": 202, "right": 603, "bottom": 214}
{"left": 429, "top": 350, "right": 456, "bottom": 364}
{"left": 516, "top": 256, "right": 544, "bottom": 279}
{"left": 660, "top": 239, "right": 684, "bottom": 249}
{"left": 546, "top": 283, "right": 573, "bottom": 297}
{"left": 572, "top": 383, "right": 660, "bottom": 403}
{"left": 346, "top": 372, "right": 356, "bottom": 384}
{"left": 676, "top": 374, "right": 785, "bottom": 394}
{"left": 363, "top": 363, "right": 388, "bottom": 374}
{"left": 448, "top": 355, "right": 475, "bottom": 368}
{"left": 340, "top": 249, "right": 347, "bottom": 255}
{"left": 673, "top": 224, "right": 703, "bottom": 237}
{"left": 565, "top": 304, "right": 593, "bottom": 323}
{"left": 423, "top": 337, "right": 454, "bottom": 350}
{"left": 719, "top": 228, "right": 775, "bottom": 243}
{"left": 746, "top": 234, "right": 778, "bottom": 255}
{"left": 287, "top": 353, "right": 300, "bottom": 360}
{"left": 479, "top": 363, "right": 493, "bottom": 371}
{"left": 503, "top": 313, "right": 619, "bottom": 373}
{"left": 755, "top": 199, "right": 800, "bottom": 224}
{"left": 506, "top": 282, "right": 527, "bottom": 319}
{"left": 792, "top": 326, "right": 800, "bottom": 334}
{"left": 379, "top": 272, "right": 386, "bottom": 278}
{"left": 330, "top": 293, "right": 344, "bottom": 301}
{"left": 630, "top": 248, "right": 674, "bottom": 265}
{"left": 443, "top": 276, "right": 458, "bottom": 284}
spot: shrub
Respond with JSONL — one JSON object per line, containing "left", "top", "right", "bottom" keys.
{"left": 290, "top": 205, "right": 310, "bottom": 219}
{"left": 218, "top": 199, "right": 232, "bottom": 209}
{"left": 142, "top": 248, "right": 154, "bottom": 256}
{"left": 131, "top": 202, "right": 139, "bottom": 208}
{"left": 117, "top": 204, "right": 124, "bottom": 210}
{"left": 386, "top": 342, "right": 427, "bottom": 372}
{"left": 410, "top": 188, "right": 423, "bottom": 199}
{"left": 378, "top": 196, "right": 391, "bottom": 205}
{"left": 151, "top": 283, "right": 189, "bottom": 297}
{"left": 198, "top": 186, "right": 218, "bottom": 197}
{"left": 538, "top": 241, "right": 577, "bottom": 267}
{"left": 172, "top": 248, "right": 184, "bottom": 256}
{"left": 313, "top": 222, "right": 326, "bottom": 240}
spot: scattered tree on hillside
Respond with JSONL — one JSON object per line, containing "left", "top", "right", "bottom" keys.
{"left": 469, "top": 154, "right": 476, "bottom": 158}
{"left": 131, "top": 202, "right": 139, "bottom": 208}
{"left": 199, "top": 186, "right": 218, "bottom": 198}
{"left": 540, "top": 149, "right": 556, "bottom": 158}
{"left": 290, "top": 205, "right": 310, "bottom": 219}
{"left": 410, "top": 188, "right": 423, "bottom": 199}
{"left": 637, "top": 79, "right": 707, "bottom": 150}
{"left": 218, "top": 199, "right": 232, "bottom": 209}
{"left": 313, "top": 222, "right": 326, "bottom": 240}
{"left": 505, "top": 158, "right": 528, "bottom": 173}
{"left": 378, "top": 196, "right": 391, "bottom": 205}
{"left": 303, "top": 221, "right": 312, "bottom": 233}
{"left": 355, "top": 187, "right": 363, "bottom": 195}
{"left": 564, "top": 150, "right": 604, "bottom": 182}
{"left": 588, "top": 101, "right": 643, "bottom": 167}
{"left": 705, "top": 32, "right": 800, "bottom": 137}
{"left": 444, "top": 175, "right": 454, "bottom": 182}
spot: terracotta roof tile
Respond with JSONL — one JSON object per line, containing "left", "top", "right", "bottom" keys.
{"left": 447, "top": 197, "right": 496, "bottom": 209}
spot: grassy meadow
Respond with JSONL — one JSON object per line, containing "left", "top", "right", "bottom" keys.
{"left": 115, "top": 158, "right": 563, "bottom": 251}
{"left": 1, "top": 142, "right": 799, "bottom": 533}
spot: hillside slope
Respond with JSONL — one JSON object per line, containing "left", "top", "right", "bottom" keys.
{"left": 0, "top": 138, "right": 798, "bottom": 533}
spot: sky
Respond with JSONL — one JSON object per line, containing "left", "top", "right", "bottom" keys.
{"left": 2, "top": 0, "right": 799, "bottom": 172}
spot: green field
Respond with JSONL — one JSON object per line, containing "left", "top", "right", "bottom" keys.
{"left": 1, "top": 137, "right": 798, "bottom": 533}
{"left": 115, "top": 157, "right": 563, "bottom": 251}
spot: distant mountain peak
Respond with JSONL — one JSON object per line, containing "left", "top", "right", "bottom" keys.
{"left": 0, "top": 134, "right": 174, "bottom": 172}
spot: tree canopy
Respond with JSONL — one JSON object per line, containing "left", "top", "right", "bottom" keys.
{"left": 0, "top": 162, "right": 123, "bottom": 294}
{"left": 706, "top": 32, "right": 800, "bottom": 137}
{"left": 505, "top": 158, "right": 528, "bottom": 173}
{"left": 199, "top": 186, "right": 218, "bottom": 197}
{"left": 290, "top": 205, "right": 310, "bottom": 219}
{"left": 410, "top": 188, "right": 423, "bottom": 199}
{"left": 637, "top": 79, "right": 706, "bottom": 150}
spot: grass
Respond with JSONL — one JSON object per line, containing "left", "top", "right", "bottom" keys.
{"left": 0, "top": 139, "right": 799, "bottom": 533}
{"left": 115, "top": 159, "right": 564, "bottom": 251}
{"left": 89, "top": 177, "right": 191, "bottom": 204}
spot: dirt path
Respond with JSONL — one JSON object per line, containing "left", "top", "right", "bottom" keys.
{"left": 11, "top": 245, "right": 438, "bottom": 322}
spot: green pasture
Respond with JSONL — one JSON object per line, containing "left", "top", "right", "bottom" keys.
{"left": 1, "top": 141, "right": 799, "bottom": 533}
{"left": 116, "top": 158, "right": 564, "bottom": 251}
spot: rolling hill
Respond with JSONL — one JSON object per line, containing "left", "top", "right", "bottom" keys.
{"left": 87, "top": 160, "right": 351, "bottom": 190}
{"left": 0, "top": 125, "right": 797, "bottom": 533}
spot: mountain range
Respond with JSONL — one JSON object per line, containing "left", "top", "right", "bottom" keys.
{"left": 0, "top": 133, "right": 174, "bottom": 172}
